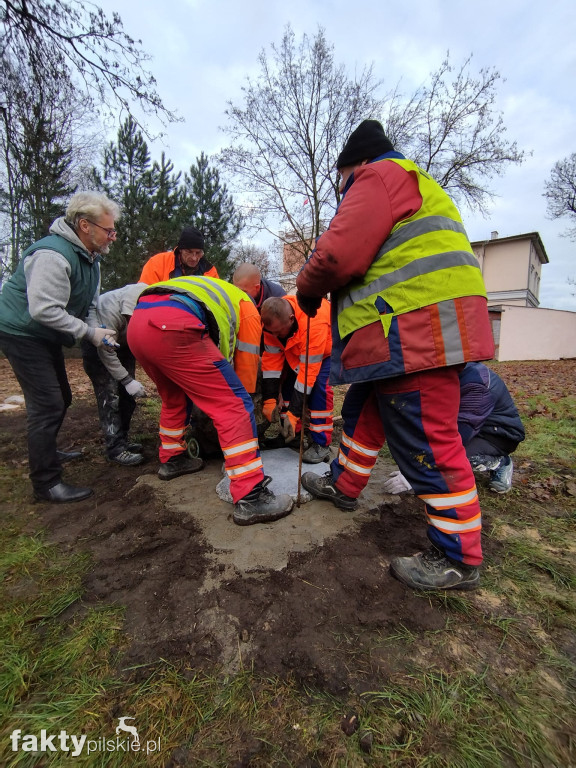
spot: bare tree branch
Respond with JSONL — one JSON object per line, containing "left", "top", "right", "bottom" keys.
{"left": 1, "top": 0, "right": 177, "bottom": 134}
{"left": 384, "top": 55, "right": 527, "bottom": 215}
{"left": 543, "top": 153, "right": 576, "bottom": 240}
{"left": 219, "top": 25, "right": 383, "bottom": 249}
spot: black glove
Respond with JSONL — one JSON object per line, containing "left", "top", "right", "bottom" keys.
{"left": 296, "top": 291, "right": 322, "bottom": 318}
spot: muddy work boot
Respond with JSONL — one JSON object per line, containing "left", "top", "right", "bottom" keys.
{"left": 468, "top": 454, "right": 505, "bottom": 473}
{"left": 302, "top": 442, "right": 331, "bottom": 464}
{"left": 233, "top": 476, "right": 294, "bottom": 526}
{"left": 489, "top": 456, "right": 513, "bottom": 493}
{"left": 301, "top": 471, "right": 358, "bottom": 511}
{"left": 390, "top": 546, "right": 480, "bottom": 591}
{"left": 158, "top": 453, "right": 204, "bottom": 480}
{"left": 109, "top": 449, "right": 145, "bottom": 467}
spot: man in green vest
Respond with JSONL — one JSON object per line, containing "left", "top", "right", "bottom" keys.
{"left": 296, "top": 120, "right": 495, "bottom": 591}
{"left": 0, "top": 191, "right": 121, "bottom": 503}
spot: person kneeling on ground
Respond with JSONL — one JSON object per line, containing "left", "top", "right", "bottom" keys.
{"left": 127, "top": 276, "right": 293, "bottom": 526}
{"left": 82, "top": 283, "right": 149, "bottom": 467}
{"left": 260, "top": 295, "right": 333, "bottom": 465}
{"left": 383, "top": 362, "right": 525, "bottom": 496}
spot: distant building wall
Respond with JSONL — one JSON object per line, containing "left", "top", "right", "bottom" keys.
{"left": 482, "top": 240, "right": 529, "bottom": 293}
{"left": 496, "top": 305, "right": 576, "bottom": 361}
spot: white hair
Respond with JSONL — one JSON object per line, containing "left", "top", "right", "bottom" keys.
{"left": 65, "top": 191, "right": 121, "bottom": 227}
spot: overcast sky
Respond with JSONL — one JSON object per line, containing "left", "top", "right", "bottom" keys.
{"left": 97, "top": 0, "right": 576, "bottom": 311}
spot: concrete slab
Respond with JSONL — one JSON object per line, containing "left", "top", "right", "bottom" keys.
{"left": 134, "top": 454, "right": 400, "bottom": 580}
{"left": 215, "top": 447, "right": 329, "bottom": 504}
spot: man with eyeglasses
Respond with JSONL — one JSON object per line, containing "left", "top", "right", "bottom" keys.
{"left": 0, "top": 191, "right": 121, "bottom": 503}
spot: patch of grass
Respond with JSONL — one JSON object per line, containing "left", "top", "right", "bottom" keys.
{"left": 361, "top": 668, "right": 567, "bottom": 767}
{"left": 515, "top": 395, "right": 576, "bottom": 466}
{"left": 1, "top": 362, "right": 576, "bottom": 766}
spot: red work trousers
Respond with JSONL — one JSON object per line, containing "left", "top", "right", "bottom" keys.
{"left": 128, "top": 304, "right": 264, "bottom": 502}
{"left": 332, "top": 367, "right": 482, "bottom": 566}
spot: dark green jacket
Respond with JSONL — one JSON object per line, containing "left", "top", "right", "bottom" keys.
{"left": 0, "top": 233, "right": 100, "bottom": 347}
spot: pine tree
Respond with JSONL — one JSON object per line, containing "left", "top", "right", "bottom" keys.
{"left": 146, "top": 153, "right": 187, "bottom": 258}
{"left": 94, "top": 116, "right": 155, "bottom": 288}
{"left": 184, "top": 152, "right": 243, "bottom": 278}
{"left": 93, "top": 118, "right": 189, "bottom": 288}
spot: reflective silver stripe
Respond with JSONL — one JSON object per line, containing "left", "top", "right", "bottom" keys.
{"left": 339, "top": 250, "right": 479, "bottom": 312}
{"left": 299, "top": 353, "right": 323, "bottom": 363}
{"left": 236, "top": 340, "right": 260, "bottom": 355}
{"left": 265, "top": 344, "right": 282, "bottom": 354}
{"left": 226, "top": 458, "right": 264, "bottom": 477}
{"left": 337, "top": 450, "right": 372, "bottom": 475}
{"left": 437, "top": 300, "right": 463, "bottom": 364}
{"left": 159, "top": 426, "right": 186, "bottom": 436}
{"left": 376, "top": 216, "right": 467, "bottom": 262}
{"left": 421, "top": 487, "right": 478, "bottom": 509}
{"left": 262, "top": 371, "right": 282, "bottom": 379}
{"left": 161, "top": 442, "right": 185, "bottom": 450}
{"left": 294, "top": 379, "right": 313, "bottom": 394}
{"left": 223, "top": 439, "right": 259, "bottom": 457}
{"left": 171, "top": 278, "right": 238, "bottom": 359}
{"left": 426, "top": 511, "right": 481, "bottom": 533}
{"left": 191, "top": 280, "right": 237, "bottom": 359}
{"left": 341, "top": 432, "right": 380, "bottom": 457}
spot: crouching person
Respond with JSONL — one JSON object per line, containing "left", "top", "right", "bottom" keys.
{"left": 383, "top": 362, "right": 525, "bottom": 496}
{"left": 127, "top": 276, "right": 294, "bottom": 526}
{"left": 260, "top": 296, "right": 334, "bottom": 464}
{"left": 82, "top": 283, "right": 149, "bottom": 466}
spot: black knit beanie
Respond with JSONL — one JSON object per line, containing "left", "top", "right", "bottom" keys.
{"left": 336, "top": 120, "right": 394, "bottom": 169}
{"left": 176, "top": 226, "right": 204, "bottom": 251}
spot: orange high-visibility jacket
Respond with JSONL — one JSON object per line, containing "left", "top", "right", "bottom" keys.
{"left": 234, "top": 298, "right": 262, "bottom": 394}
{"left": 262, "top": 294, "right": 332, "bottom": 395}
{"left": 139, "top": 250, "right": 219, "bottom": 285}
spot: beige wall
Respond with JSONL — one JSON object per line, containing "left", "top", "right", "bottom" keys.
{"left": 481, "top": 240, "right": 530, "bottom": 292}
{"left": 497, "top": 306, "right": 576, "bottom": 361}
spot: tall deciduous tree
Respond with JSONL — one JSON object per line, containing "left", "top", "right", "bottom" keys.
{"left": 229, "top": 242, "right": 276, "bottom": 277}
{"left": 0, "top": 57, "right": 93, "bottom": 278}
{"left": 184, "top": 152, "right": 243, "bottom": 278}
{"left": 221, "top": 29, "right": 526, "bottom": 251}
{"left": 1, "top": 0, "right": 175, "bottom": 128}
{"left": 543, "top": 153, "right": 576, "bottom": 241}
{"left": 384, "top": 55, "right": 526, "bottom": 214}
{"left": 219, "top": 26, "right": 382, "bottom": 258}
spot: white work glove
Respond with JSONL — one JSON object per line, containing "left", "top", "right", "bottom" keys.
{"left": 88, "top": 327, "right": 119, "bottom": 348}
{"left": 383, "top": 470, "right": 413, "bottom": 494}
{"left": 124, "top": 379, "right": 147, "bottom": 398}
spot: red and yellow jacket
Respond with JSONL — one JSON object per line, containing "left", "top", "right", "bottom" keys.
{"left": 139, "top": 250, "right": 219, "bottom": 285}
{"left": 262, "top": 294, "right": 332, "bottom": 395}
{"left": 297, "top": 154, "right": 494, "bottom": 385}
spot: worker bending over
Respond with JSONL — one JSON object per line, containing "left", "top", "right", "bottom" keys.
{"left": 128, "top": 276, "right": 293, "bottom": 526}
{"left": 260, "top": 295, "right": 333, "bottom": 465}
